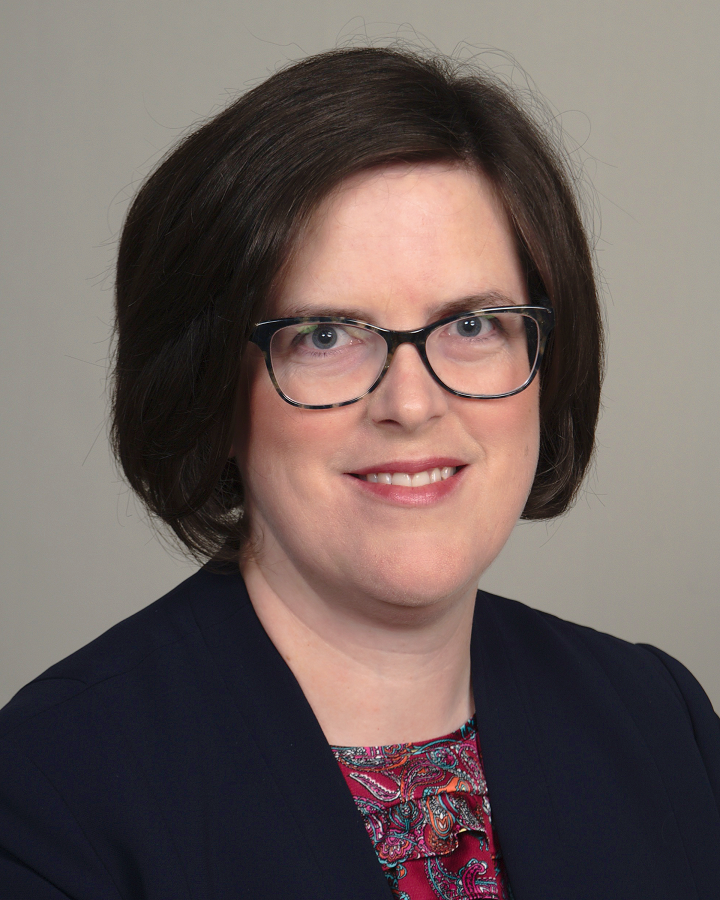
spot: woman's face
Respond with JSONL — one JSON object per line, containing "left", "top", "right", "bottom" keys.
{"left": 237, "top": 162, "right": 540, "bottom": 611}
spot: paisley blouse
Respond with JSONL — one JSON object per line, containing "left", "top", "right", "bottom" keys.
{"left": 332, "top": 717, "right": 511, "bottom": 900}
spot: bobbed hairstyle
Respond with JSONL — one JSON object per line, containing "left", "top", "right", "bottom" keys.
{"left": 112, "top": 46, "right": 604, "bottom": 563}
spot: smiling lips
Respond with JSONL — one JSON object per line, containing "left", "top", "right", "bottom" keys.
{"left": 360, "top": 466, "right": 458, "bottom": 487}
{"left": 349, "top": 459, "right": 464, "bottom": 492}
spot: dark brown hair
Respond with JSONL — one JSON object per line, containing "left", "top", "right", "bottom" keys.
{"left": 112, "top": 47, "right": 604, "bottom": 563}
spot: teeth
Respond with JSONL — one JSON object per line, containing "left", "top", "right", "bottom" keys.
{"left": 362, "top": 466, "right": 457, "bottom": 486}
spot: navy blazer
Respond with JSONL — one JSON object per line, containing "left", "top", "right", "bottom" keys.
{"left": 1, "top": 566, "right": 719, "bottom": 899}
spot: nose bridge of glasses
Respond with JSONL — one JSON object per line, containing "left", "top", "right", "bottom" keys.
{"left": 378, "top": 327, "right": 437, "bottom": 391}
{"left": 382, "top": 323, "right": 430, "bottom": 356}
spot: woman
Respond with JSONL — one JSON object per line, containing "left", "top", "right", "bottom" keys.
{"left": 0, "top": 47, "right": 718, "bottom": 900}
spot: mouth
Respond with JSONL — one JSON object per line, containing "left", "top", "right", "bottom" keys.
{"left": 351, "top": 466, "right": 460, "bottom": 487}
{"left": 348, "top": 459, "right": 466, "bottom": 488}
{"left": 346, "top": 459, "right": 466, "bottom": 506}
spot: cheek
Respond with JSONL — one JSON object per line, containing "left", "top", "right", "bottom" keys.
{"left": 235, "top": 349, "right": 311, "bottom": 470}
{"left": 471, "top": 382, "right": 539, "bottom": 453}
{"left": 467, "top": 385, "right": 540, "bottom": 502}
{"left": 240, "top": 373, "right": 294, "bottom": 485}
{"left": 514, "top": 389, "right": 541, "bottom": 464}
{"left": 237, "top": 380, "right": 299, "bottom": 540}
{"left": 505, "top": 388, "right": 541, "bottom": 485}
{"left": 238, "top": 363, "right": 353, "bottom": 507}
{"left": 511, "top": 391, "right": 541, "bottom": 508}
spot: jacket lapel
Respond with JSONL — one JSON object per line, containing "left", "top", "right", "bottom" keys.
{"left": 471, "top": 589, "right": 707, "bottom": 900}
{"left": 191, "top": 568, "right": 393, "bottom": 900}
{"left": 471, "top": 592, "right": 574, "bottom": 899}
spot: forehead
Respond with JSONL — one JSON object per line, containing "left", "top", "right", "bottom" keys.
{"left": 273, "top": 161, "right": 527, "bottom": 326}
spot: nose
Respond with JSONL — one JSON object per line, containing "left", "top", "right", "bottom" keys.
{"left": 367, "top": 343, "right": 449, "bottom": 430}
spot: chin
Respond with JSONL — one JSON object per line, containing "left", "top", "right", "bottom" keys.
{"left": 345, "top": 541, "right": 486, "bottom": 611}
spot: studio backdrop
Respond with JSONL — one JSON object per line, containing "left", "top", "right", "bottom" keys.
{"left": 1, "top": 0, "right": 718, "bottom": 707}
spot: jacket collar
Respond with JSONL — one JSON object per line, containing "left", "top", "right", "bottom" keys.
{"left": 190, "top": 566, "right": 393, "bottom": 899}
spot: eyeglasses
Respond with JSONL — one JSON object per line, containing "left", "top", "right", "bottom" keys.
{"left": 249, "top": 304, "right": 554, "bottom": 409}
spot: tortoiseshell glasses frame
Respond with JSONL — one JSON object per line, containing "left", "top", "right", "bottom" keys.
{"left": 249, "top": 303, "right": 555, "bottom": 410}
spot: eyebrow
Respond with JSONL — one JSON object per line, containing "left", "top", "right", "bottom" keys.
{"left": 280, "top": 291, "right": 523, "bottom": 325}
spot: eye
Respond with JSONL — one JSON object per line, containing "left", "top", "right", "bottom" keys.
{"left": 293, "top": 323, "right": 355, "bottom": 351}
{"left": 291, "top": 322, "right": 361, "bottom": 354}
{"left": 449, "top": 316, "right": 496, "bottom": 338}
{"left": 456, "top": 317, "right": 485, "bottom": 337}
{"left": 310, "top": 325, "right": 341, "bottom": 349}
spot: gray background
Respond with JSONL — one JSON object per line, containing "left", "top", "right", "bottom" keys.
{"left": 1, "top": 1, "right": 718, "bottom": 709}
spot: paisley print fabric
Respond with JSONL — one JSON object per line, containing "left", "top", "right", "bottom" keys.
{"left": 332, "top": 718, "right": 511, "bottom": 900}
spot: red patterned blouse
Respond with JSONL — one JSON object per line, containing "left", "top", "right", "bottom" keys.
{"left": 332, "top": 718, "right": 511, "bottom": 900}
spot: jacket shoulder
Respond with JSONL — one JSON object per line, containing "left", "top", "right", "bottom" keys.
{"left": 477, "top": 588, "right": 699, "bottom": 693}
{"left": 475, "top": 589, "right": 720, "bottom": 797}
{"left": 0, "top": 566, "right": 249, "bottom": 739}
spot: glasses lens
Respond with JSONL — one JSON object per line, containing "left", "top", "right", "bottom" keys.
{"left": 269, "top": 322, "right": 387, "bottom": 406}
{"left": 426, "top": 312, "right": 538, "bottom": 396}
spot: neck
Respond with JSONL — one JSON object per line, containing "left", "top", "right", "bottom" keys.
{"left": 241, "top": 556, "right": 476, "bottom": 747}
